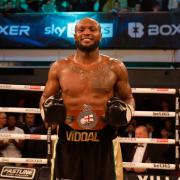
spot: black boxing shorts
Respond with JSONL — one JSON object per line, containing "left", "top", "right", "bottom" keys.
{"left": 53, "top": 123, "right": 118, "bottom": 180}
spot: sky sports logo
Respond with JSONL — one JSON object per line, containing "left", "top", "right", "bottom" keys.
{"left": 67, "top": 23, "right": 113, "bottom": 38}
{"left": 128, "top": 22, "right": 180, "bottom": 38}
{"left": 0, "top": 23, "right": 113, "bottom": 38}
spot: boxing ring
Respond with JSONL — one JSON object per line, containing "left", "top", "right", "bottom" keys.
{"left": 0, "top": 84, "right": 179, "bottom": 179}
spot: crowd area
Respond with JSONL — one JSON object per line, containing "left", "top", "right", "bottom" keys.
{"left": 0, "top": 0, "right": 180, "bottom": 13}
{"left": 0, "top": 91, "right": 178, "bottom": 175}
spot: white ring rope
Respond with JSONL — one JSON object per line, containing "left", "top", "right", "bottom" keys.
{"left": 0, "top": 107, "right": 176, "bottom": 117}
{"left": 134, "top": 111, "right": 175, "bottom": 117}
{"left": 0, "top": 157, "right": 176, "bottom": 170}
{"left": 0, "top": 133, "right": 175, "bottom": 144}
{"left": 0, "top": 107, "right": 40, "bottom": 114}
{"left": 123, "top": 162, "right": 176, "bottom": 170}
{"left": 0, "top": 133, "right": 58, "bottom": 141}
{"left": 0, "top": 157, "right": 47, "bottom": 164}
{"left": 0, "top": 83, "right": 176, "bottom": 94}
{"left": 132, "top": 88, "right": 176, "bottom": 94}
{"left": 118, "top": 137, "right": 175, "bottom": 144}
{"left": 0, "top": 84, "right": 44, "bottom": 92}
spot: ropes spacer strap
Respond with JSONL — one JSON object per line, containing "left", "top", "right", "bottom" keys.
{"left": 175, "top": 89, "right": 180, "bottom": 170}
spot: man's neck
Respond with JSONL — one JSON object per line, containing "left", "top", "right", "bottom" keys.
{"left": 74, "top": 49, "right": 100, "bottom": 64}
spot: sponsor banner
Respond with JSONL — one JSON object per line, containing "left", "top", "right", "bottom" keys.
{"left": 0, "top": 166, "right": 36, "bottom": 179}
{"left": 0, "top": 12, "right": 179, "bottom": 49}
{"left": 125, "top": 173, "right": 179, "bottom": 180}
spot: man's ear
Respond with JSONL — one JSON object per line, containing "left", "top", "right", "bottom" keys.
{"left": 99, "top": 33, "right": 102, "bottom": 41}
{"left": 74, "top": 33, "right": 77, "bottom": 40}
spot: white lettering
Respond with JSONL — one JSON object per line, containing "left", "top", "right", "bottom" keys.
{"left": 1, "top": 167, "right": 35, "bottom": 179}
{"left": 138, "top": 175, "right": 148, "bottom": 180}
{"left": 138, "top": 175, "right": 170, "bottom": 180}
{"left": 129, "top": 22, "right": 180, "bottom": 38}
{"left": 44, "top": 24, "right": 66, "bottom": 37}
{"left": 159, "top": 25, "right": 172, "bottom": 36}
{"left": 171, "top": 24, "right": 180, "bottom": 35}
{"left": 148, "top": 25, "right": 159, "bottom": 35}
{"left": 100, "top": 23, "right": 113, "bottom": 37}
{"left": 0, "top": 26, "right": 8, "bottom": 35}
{"left": 9, "top": 25, "right": 18, "bottom": 35}
{"left": 150, "top": 176, "right": 160, "bottom": 180}
{"left": 148, "top": 24, "right": 180, "bottom": 36}
{"left": 0, "top": 25, "right": 30, "bottom": 36}
{"left": 150, "top": 176, "right": 154, "bottom": 180}
{"left": 67, "top": 23, "right": 113, "bottom": 38}
{"left": 19, "top": 26, "right": 30, "bottom": 36}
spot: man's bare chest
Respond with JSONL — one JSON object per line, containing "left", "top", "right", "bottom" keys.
{"left": 59, "top": 63, "right": 116, "bottom": 94}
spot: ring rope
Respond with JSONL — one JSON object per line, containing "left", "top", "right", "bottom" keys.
{"left": 0, "top": 107, "right": 40, "bottom": 114}
{"left": 0, "top": 84, "right": 44, "bottom": 91}
{"left": 0, "top": 83, "right": 176, "bottom": 94}
{"left": 0, "top": 157, "right": 47, "bottom": 164}
{"left": 0, "top": 133, "right": 175, "bottom": 144}
{"left": 0, "top": 107, "right": 176, "bottom": 117}
{"left": 0, "top": 157, "right": 176, "bottom": 170}
{"left": 118, "top": 137, "right": 175, "bottom": 144}
{"left": 123, "top": 162, "right": 176, "bottom": 170}
{"left": 0, "top": 133, "right": 57, "bottom": 140}
{"left": 134, "top": 111, "right": 175, "bottom": 117}
{"left": 132, "top": 88, "right": 176, "bottom": 94}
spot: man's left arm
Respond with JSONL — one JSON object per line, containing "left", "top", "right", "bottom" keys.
{"left": 113, "top": 60, "right": 135, "bottom": 108}
{"left": 106, "top": 60, "right": 135, "bottom": 127}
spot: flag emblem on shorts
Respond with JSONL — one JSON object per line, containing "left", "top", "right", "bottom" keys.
{"left": 77, "top": 104, "right": 97, "bottom": 129}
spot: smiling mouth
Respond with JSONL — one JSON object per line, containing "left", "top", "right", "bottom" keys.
{"left": 82, "top": 38, "right": 92, "bottom": 40}
{"left": 81, "top": 39, "right": 93, "bottom": 43}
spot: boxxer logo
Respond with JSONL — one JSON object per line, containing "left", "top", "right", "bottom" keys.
{"left": 0, "top": 25, "right": 30, "bottom": 36}
{"left": 128, "top": 22, "right": 180, "bottom": 38}
{"left": 148, "top": 24, "right": 180, "bottom": 36}
{"left": 128, "top": 22, "right": 144, "bottom": 38}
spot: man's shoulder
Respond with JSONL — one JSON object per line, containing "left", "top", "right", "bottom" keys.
{"left": 101, "top": 54, "right": 123, "bottom": 65}
{"left": 53, "top": 57, "right": 70, "bottom": 65}
{"left": 0, "top": 127, "right": 8, "bottom": 132}
{"left": 15, "top": 127, "right": 24, "bottom": 133}
{"left": 101, "top": 55, "right": 126, "bottom": 72}
{"left": 52, "top": 56, "right": 73, "bottom": 66}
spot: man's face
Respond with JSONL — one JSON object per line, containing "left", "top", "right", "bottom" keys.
{"left": 74, "top": 18, "right": 102, "bottom": 52}
{"left": 135, "top": 127, "right": 149, "bottom": 138}
{"left": 0, "top": 113, "right": 7, "bottom": 127}
{"left": 7, "top": 115, "right": 16, "bottom": 129}
{"left": 25, "top": 113, "right": 35, "bottom": 126}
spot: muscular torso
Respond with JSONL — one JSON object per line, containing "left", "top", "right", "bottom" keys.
{"left": 55, "top": 55, "right": 119, "bottom": 130}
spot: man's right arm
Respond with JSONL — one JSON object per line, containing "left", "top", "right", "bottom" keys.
{"left": 39, "top": 61, "right": 60, "bottom": 110}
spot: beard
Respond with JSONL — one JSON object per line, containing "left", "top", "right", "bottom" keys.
{"left": 75, "top": 40, "right": 99, "bottom": 53}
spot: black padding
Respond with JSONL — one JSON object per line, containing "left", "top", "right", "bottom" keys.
{"left": 44, "top": 97, "right": 66, "bottom": 123}
{"left": 105, "top": 97, "right": 128, "bottom": 127}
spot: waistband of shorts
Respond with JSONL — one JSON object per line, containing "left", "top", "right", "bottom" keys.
{"left": 59, "top": 123, "right": 117, "bottom": 142}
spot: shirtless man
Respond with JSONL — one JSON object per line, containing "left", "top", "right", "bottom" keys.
{"left": 40, "top": 17, "right": 135, "bottom": 180}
